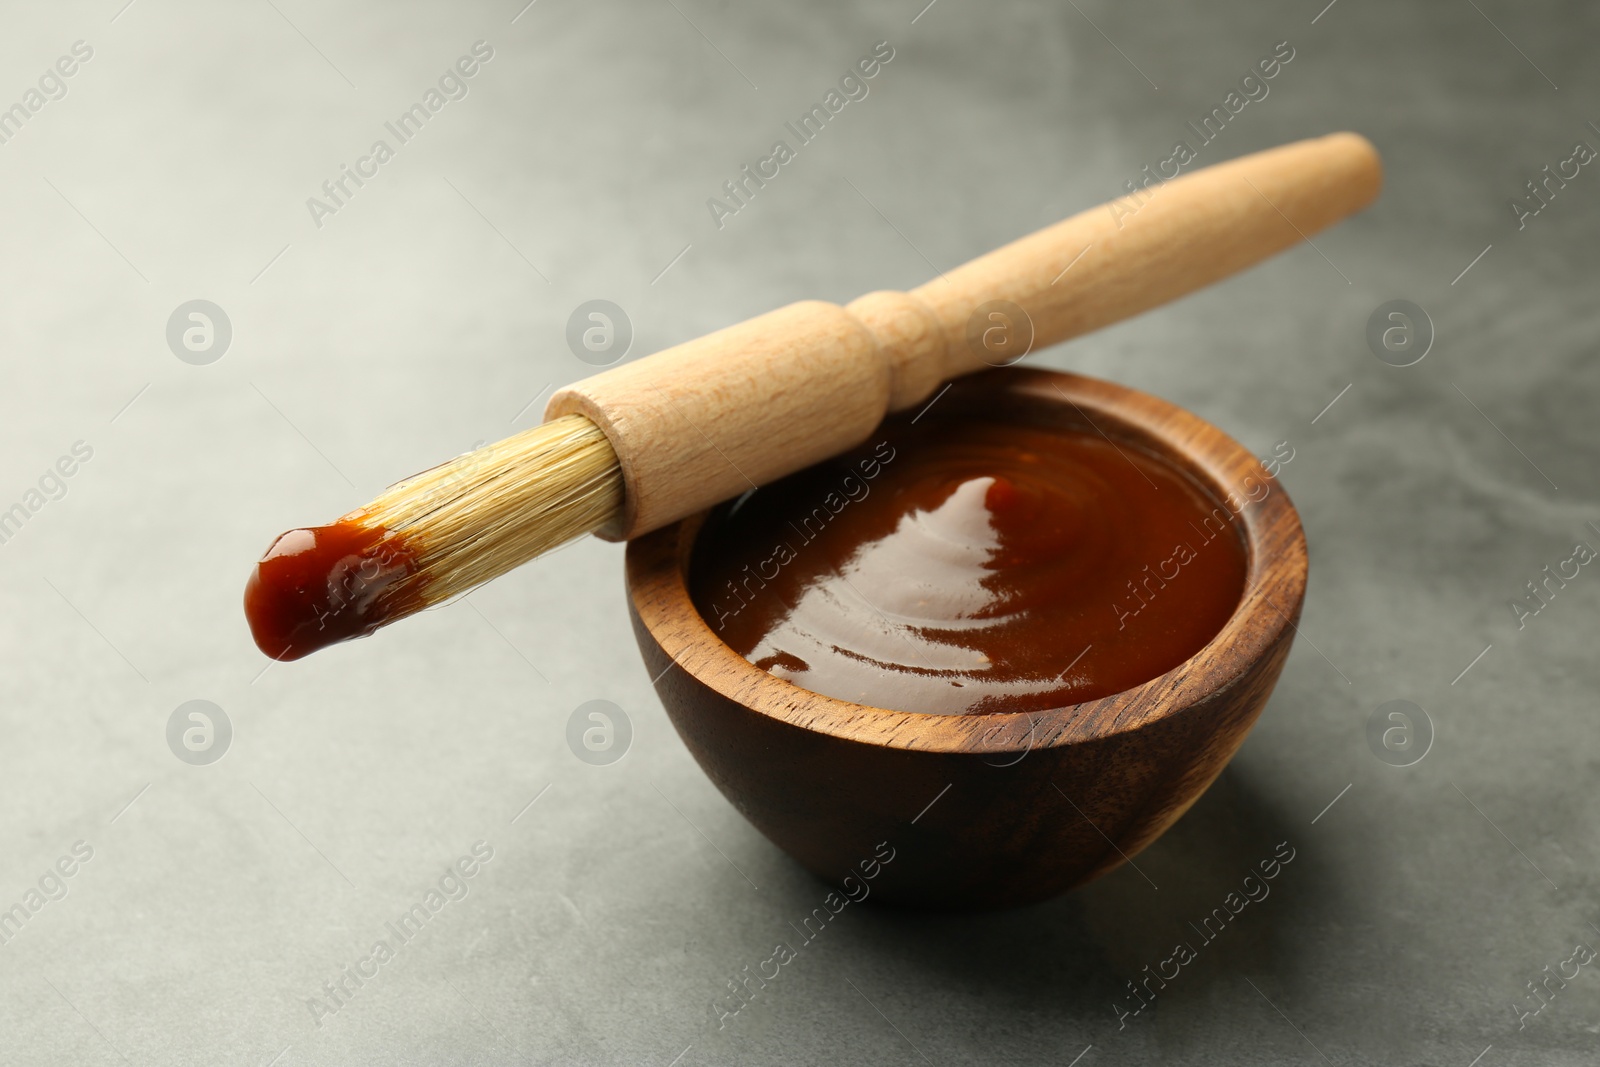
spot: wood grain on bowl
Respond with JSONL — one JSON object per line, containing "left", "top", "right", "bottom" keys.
{"left": 626, "top": 369, "right": 1307, "bottom": 908}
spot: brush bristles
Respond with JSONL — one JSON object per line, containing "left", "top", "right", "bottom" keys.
{"left": 357, "top": 413, "right": 622, "bottom": 611}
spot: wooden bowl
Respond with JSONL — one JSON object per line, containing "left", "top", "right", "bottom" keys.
{"left": 624, "top": 368, "right": 1306, "bottom": 908}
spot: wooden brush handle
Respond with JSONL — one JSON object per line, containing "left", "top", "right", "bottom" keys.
{"left": 549, "top": 132, "right": 1381, "bottom": 540}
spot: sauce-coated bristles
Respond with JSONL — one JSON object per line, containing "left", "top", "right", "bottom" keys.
{"left": 368, "top": 413, "right": 623, "bottom": 610}
{"left": 243, "top": 415, "right": 622, "bottom": 660}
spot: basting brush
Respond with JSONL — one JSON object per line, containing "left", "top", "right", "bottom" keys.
{"left": 244, "top": 132, "right": 1382, "bottom": 661}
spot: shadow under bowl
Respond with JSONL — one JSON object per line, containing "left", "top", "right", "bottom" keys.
{"left": 625, "top": 368, "right": 1307, "bottom": 908}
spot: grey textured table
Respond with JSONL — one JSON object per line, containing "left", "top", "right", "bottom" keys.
{"left": 2, "top": 1, "right": 1596, "bottom": 1064}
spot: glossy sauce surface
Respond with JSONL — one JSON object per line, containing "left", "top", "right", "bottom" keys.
{"left": 243, "top": 520, "right": 420, "bottom": 661}
{"left": 690, "top": 419, "right": 1248, "bottom": 715}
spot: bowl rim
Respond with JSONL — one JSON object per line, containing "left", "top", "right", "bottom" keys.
{"left": 624, "top": 367, "right": 1308, "bottom": 757}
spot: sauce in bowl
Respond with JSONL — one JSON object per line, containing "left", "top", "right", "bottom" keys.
{"left": 690, "top": 413, "right": 1248, "bottom": 715}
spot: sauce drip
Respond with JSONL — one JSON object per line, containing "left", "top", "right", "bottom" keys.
{"left": 690, "top": 420, "right": 1248, "bottom": 715}
{"left": 243, "top": 520, "right": 420, "bottom": 661}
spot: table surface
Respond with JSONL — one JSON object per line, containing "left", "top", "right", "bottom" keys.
{"left": 2, "top": 1, "right": 1597, "bottom": 1064}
